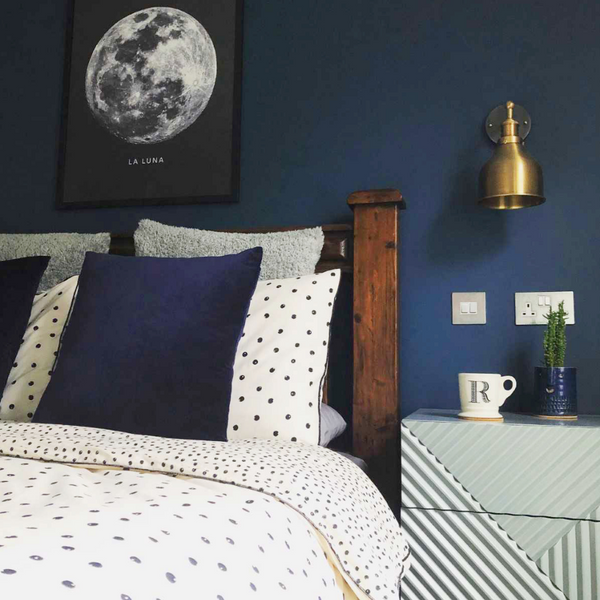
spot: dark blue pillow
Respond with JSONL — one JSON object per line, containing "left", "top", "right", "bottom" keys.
{"left": 0, "top": 256, "right": 50, "bottom": 391}
{"left": 34, "top": 249, "right": 262, "bottom": 440}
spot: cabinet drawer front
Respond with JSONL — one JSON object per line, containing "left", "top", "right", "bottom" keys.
{"left": 537, "top": 509, "right": 600, "bottom": 600}
{"left": 401, "top": 508, "right": 566, "bottom": 599}
{"left": 404, "top": 414, "right": 600, "bottom": 520}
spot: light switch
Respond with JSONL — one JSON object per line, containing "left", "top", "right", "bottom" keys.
{"left": 538, "top": 296, "right": 544, "bottom": 306}
{"left": 452, "top": 293, "right": 486, "bottom": 325}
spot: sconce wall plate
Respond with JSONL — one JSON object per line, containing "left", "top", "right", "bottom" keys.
{"left": 485, "top": 103, "right": 531, "bottom": 143}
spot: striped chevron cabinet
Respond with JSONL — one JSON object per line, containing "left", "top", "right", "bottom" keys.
{"left": 401, "top": 409, "right": 600, "bottom": 600}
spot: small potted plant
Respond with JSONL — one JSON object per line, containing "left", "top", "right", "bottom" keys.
{"left": 532, "top": 301, "right": 577, "bottom": 419}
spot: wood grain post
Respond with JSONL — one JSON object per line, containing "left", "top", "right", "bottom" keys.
{"left": 348, "top": 189, "right": 405, "bottom": 511}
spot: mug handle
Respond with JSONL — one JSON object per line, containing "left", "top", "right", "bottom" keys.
{"left": 499, "top": 376, "right": 517, "bottom": 406}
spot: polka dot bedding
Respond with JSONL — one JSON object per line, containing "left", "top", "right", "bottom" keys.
{"left": 0, "top": 276, "right": 77, "bottom": 421}
{"left": 0, "top": 421, "right": 409, "bottom": 599}
{"left": 228, "top": 269, "right": 341, "bottom": 444}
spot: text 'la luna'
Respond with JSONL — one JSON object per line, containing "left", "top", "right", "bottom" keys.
{"left": 128, "top": 157, "right": 165, "bottom": 165}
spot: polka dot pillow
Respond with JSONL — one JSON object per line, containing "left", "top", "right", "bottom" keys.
{"left": 0, "top": 276, "right": 77, "bottom": 421}
{"left": 1, "top": 271, "right": 342, "bottom": 444}
{"left": 227, "top": 269, "right": 341, "bottom": 444}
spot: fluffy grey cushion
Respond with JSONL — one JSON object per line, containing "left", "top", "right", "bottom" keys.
{"left": 134, "top": 219, "right": 324, "bottom": 280}
{"left": 0, "top": 232, "right": 110, "bottom": 291}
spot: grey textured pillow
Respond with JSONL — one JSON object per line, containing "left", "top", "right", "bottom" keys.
{"left": 0, "top": 232, "right": 110, "bottom": 291}
{"left": 134, "top": 219, "right": 324, "bottom": 280}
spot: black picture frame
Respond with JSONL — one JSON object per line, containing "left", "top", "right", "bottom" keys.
{"left": 57, "top": 0, "right": 243, "bottom": 209}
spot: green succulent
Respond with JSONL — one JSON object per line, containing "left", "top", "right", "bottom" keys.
{"left": 543, "top": 300, "right": 567, "bottom": 368}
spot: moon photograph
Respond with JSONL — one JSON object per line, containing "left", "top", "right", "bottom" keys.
{"left": 85, "top": 7, "right": 217, "bottom": 145}
{"left": 58, "top": 0, "right": 241, "bottom": 208}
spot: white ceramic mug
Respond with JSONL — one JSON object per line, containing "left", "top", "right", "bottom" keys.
{"left": 458, "top": 373, "right": 517, "bottom": 421}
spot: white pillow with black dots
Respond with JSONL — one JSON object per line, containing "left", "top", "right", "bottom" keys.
{"left": 2, "top": 271, "right": 343, "bottom": 448}
{"left": 228, "top": 269, "right": 341, "bottom": 444}
{"left": 0, "top": 276, "right": 78, "bottom": 421}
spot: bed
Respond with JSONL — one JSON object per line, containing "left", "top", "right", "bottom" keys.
{"left": 0, "top": 189, "right": 410, "bottom": 599}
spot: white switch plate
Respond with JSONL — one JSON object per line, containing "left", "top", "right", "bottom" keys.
{"left": 515, "top": 291, "right": 575, "bottom": 325}
{"left": 452, "top": 292, "right": 486, "bottom": 325}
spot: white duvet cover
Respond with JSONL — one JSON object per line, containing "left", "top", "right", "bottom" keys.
{"left": 0, "top": 422, "right": 409, "bottom": 600}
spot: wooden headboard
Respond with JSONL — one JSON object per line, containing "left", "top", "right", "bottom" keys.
{"left": 109, "top": 188, "right": 405, "bottom": 507}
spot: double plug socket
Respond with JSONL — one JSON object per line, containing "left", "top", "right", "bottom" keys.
{"left": 515, "top": 291, "right": 575, "bottom": 325}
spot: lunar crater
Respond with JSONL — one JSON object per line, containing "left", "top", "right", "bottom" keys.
{"left": 85, "top": 7, "right": 217, "bottom": 144}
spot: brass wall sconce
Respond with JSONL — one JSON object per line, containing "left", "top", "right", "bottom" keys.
{"left": 479, "top": 101, "right": 545, "bottom": 209}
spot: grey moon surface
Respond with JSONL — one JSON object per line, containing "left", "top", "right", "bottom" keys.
{"left": 85, "top": 7, "right": 217, "bottom": 144}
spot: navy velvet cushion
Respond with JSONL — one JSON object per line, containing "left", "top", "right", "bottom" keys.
{"left": 0, "top": 256, "right": 50, "bottom": 390}
{"left": 34, "top": 249, "right": 262, "bottom": 440}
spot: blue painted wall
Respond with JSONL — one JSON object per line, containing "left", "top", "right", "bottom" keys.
{"left": 2, "top": 0, "right": 600, "bottom": 417}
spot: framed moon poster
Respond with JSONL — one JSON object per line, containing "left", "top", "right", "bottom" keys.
{"left": 57, "top": 0, "right": 243, "bottom": 208}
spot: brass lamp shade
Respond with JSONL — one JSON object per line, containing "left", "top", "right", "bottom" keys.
{"left": 479, "top": 101, "right": 545, "bottom": 209}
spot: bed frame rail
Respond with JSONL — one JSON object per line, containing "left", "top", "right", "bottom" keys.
{"left": 110, "top": 225, "right": 353, "bottom": 273}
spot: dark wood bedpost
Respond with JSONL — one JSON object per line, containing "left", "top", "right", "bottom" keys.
{"left": 347, "top": 189, "right": 405, "bottom": 511}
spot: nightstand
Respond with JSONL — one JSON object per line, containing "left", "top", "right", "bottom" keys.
{"left": 401, "top": 409, "right": 600, "bottom": 600}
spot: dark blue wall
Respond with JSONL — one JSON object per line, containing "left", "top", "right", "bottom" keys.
{"left": 2, "top": 0, "right": 600, "bottom": 417}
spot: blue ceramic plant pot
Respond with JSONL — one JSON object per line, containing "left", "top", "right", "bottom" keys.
{"left": 533, "top": 367, "right": 577, "bottom": 419}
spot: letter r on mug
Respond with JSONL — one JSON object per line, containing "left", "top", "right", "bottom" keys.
{"left": 469, "top": 380, "right": 490, "bottom": 403}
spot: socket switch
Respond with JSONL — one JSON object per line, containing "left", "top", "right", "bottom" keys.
{"left": 515, "top": 291, "right": 575, "bottom": 325}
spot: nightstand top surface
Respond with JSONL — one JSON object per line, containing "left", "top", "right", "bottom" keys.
{"left": 404, "top": 408, "right": 600, "bottom": 429}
